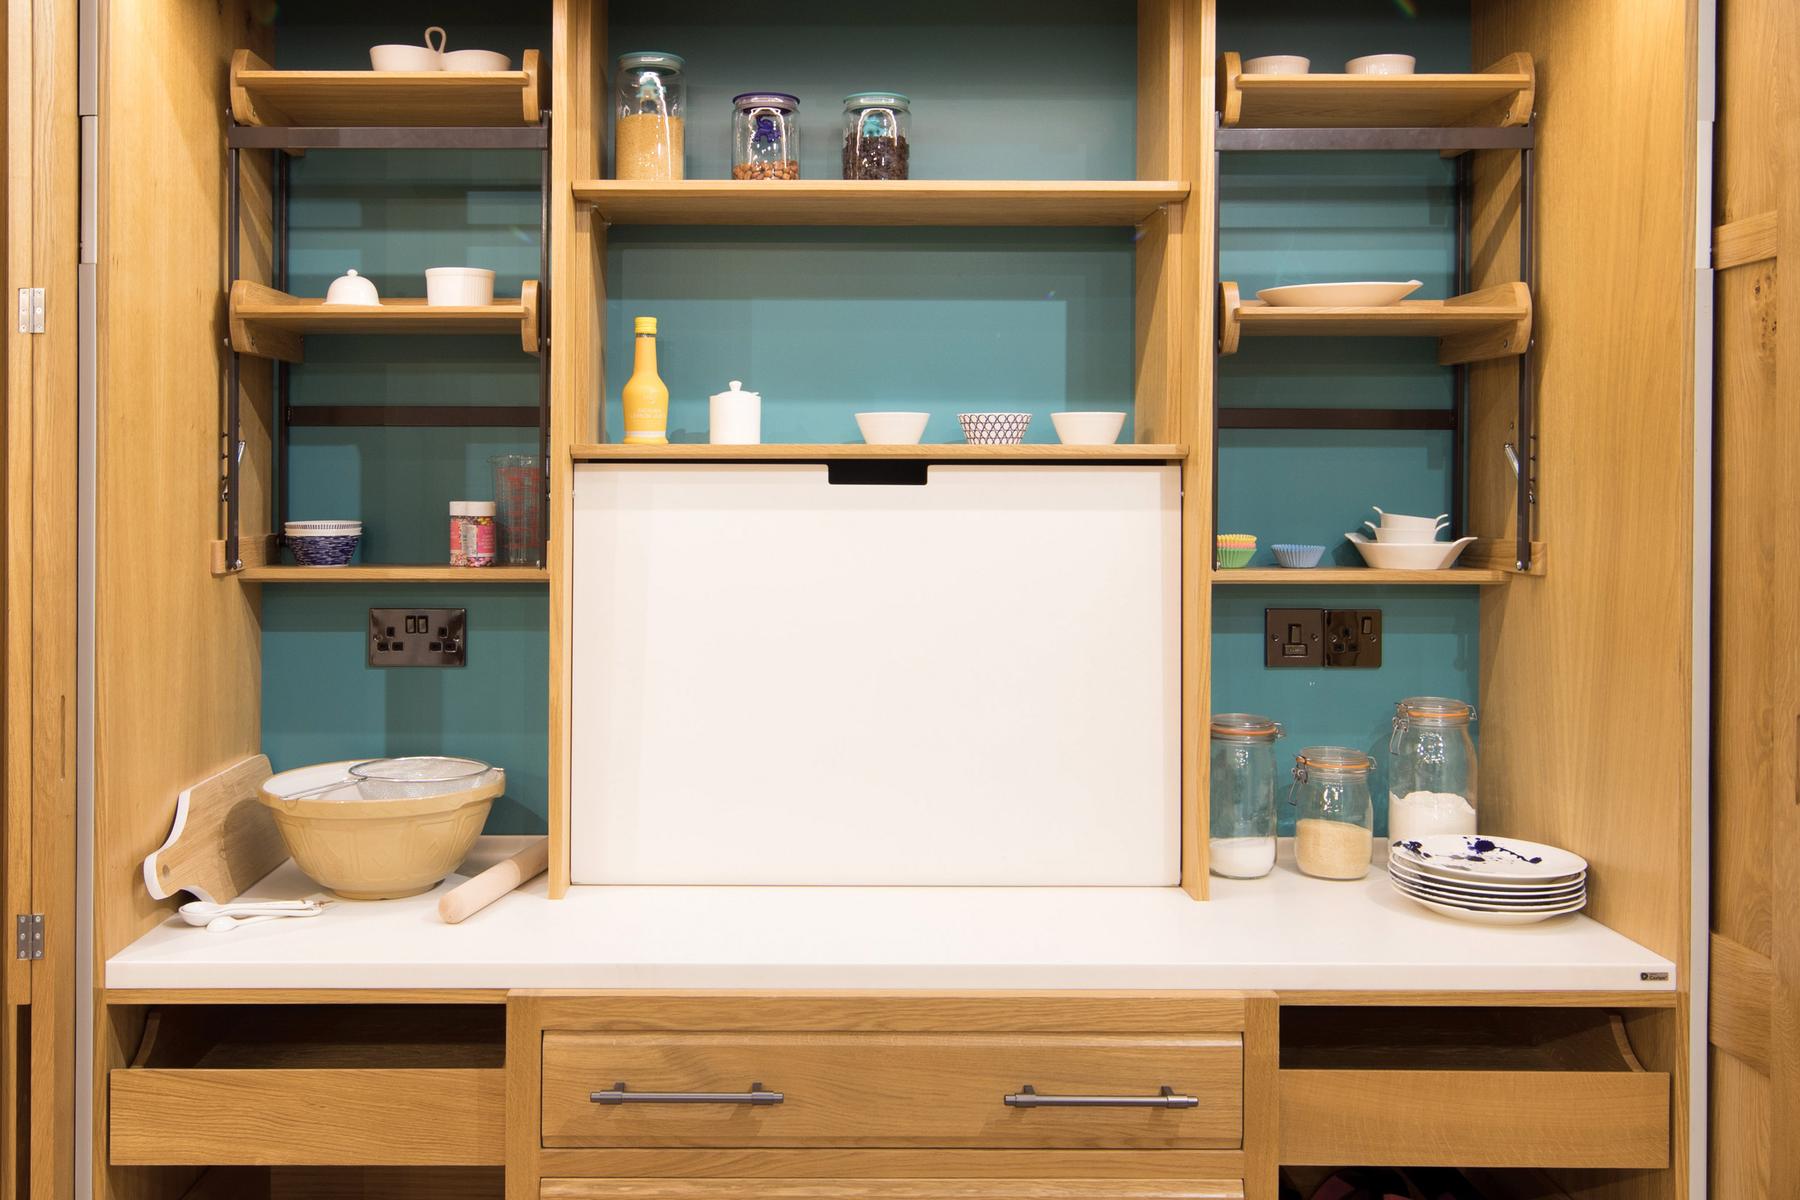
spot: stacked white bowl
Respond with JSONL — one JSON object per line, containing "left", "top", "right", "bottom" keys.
{"left": 1345, "top": 506, "right": 1475, "bottom": 570}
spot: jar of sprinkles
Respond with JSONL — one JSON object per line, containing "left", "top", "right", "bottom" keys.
{"left": 450, "top": 501, "right": 496, "bottom": 567}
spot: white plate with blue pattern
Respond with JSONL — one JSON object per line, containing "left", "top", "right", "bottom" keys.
{"left": 1388, "top": 834, "right": 1588, "bottom": 882}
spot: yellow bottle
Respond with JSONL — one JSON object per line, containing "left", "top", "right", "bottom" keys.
{"left": 622, "top": 316, "right": 670, "bottom": 444}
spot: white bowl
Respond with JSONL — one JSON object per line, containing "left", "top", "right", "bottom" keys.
{"left": 1256, "top": 280, "right": 1423, "bottom": 307}
{"left": 854, "top": 412, "right": 929, "bottom": 445}
{"left": 959, "top": 412, "right": 1032, "bottom": 445}
{"left": 1243, "top": 55, "right": 1310, "bottom": 75}
{"left": 1050, "top": 411, "right": 1127, "bottom": 445}
{"left": 442, "top": 49, "right": 512, "bottom": 72}
{"left": 372, "top": 26, "right": 445, "bottom": 72}
{"left": 1362, "top": 520, "right": 1449, "bottom": 543}
{"left": 1370, "top": 506, "right": 1449, "bottom": 532}
{"left": 1345, "top": 533, "right": 1477, "bottom": 570}
{"left": 425, "top": 268, "right": 496, "bottom": 307}
{"left": 370, "top": 44, "right": 442, "bottom": 71}
{"left": 1346, "top": 54, "right": 1416, "bottom": 76}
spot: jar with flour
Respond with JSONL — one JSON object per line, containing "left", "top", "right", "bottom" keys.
{"left": 1387, "top": 696, "right": 1478, "bottom": 842}
{"left": 1208, "top": 714, "right": 1283, "bottom": 879}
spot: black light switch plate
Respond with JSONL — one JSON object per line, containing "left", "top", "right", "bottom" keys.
{"left": 369, "top": 608, "right": 466, "bottom": 668}
{"left": 1265, "top": 608, "right": 1326, "bottom": 668}
{"left": 1325, "top": 608, "right": 1382, "bottom": 668}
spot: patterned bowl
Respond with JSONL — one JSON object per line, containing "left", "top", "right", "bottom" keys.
{"left": 286, "top": 521, "right": 363, "bottom": 568}
{"left": 1272, "top": 543, "right": 1326, "bottom": 568}
{"left": 958, "top": 412, "right": 1033, "bottom": 445}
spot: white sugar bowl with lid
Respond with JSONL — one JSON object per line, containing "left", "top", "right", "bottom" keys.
{"left": 323, "top": 269, "right": 380, "bottom": 306}
{"left": 709, "top": 380, "right": 762, "bottom": 445}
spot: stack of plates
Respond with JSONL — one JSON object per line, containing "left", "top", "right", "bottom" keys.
{"left": 1388, "top": 834, "right": 1588, "bottom": 925}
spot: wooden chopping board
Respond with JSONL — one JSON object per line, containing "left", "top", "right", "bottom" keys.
{"left": 142, "top": 754, "right": 288, "bottom": 904}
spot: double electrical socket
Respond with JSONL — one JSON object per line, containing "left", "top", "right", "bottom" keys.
{"left": 1265, "top": 608, "right": 1382, "bottom": 669}
{"left": 369, "top": 608, "right": 466, "bottom": 667}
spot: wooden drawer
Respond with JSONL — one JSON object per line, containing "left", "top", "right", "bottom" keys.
{"left": 541, "top": 1032, "right": 1243, "bottom": 1149}
{"left": 109, "top": 1005, "right": 505, "bottom": 1166}
{"left": 540, "top": 1183, "right": 1245, "bottom": 1200}
{"left": 1278, "top": 1008, "right": 1669, "bottom": 1169}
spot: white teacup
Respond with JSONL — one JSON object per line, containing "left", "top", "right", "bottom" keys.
{"left": 1345, "top": 54, "right": 1416, "bottom": 76}
{"left": 371, "top": 27, "right": 445, "bottom": 72}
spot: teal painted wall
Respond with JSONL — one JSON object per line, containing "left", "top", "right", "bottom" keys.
{"left": 604, "top": 0, "right": 1139, "bottom": 445}
{"left": 261, "top": 2, "right": 551, "bottom": 833}
{"left": 1213, "top": 0, "right": 1479, "bottom": 832}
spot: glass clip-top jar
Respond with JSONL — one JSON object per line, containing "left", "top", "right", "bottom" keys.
{"left": 734, "top": 93, "right": 800, "bottom": 180}
{"left": 1209, "top": 714, "right": 1283, "bottom": 879}
{"left": 1290, "top": 747, "right": 1375, "bottom": 880}
{"left": 615, "top": 50, "right": 685, "bottom": 181}
{"left": 1387, "top": 696, "right": 1478, "bottom": 843}
{"left": 843, "top": 92, "right": 911, "bottom": 180}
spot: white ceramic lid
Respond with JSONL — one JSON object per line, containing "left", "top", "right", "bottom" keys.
{"left": 710, "top": 379, "right": 760, "bottom": 401}
{"left": 323, "top": 269, "right": 380, "bottom": 305}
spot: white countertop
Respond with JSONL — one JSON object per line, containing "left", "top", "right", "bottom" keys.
{"left": 106, "top": 838, "right": 1676, "bottom": 994}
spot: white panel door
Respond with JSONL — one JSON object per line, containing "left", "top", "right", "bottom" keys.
{"left": 570, "top": 462, "right": 1181, "bottom": 885}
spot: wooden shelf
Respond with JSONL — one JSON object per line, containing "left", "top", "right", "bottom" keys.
{"left": 571, "top": 443, "right": 1188, "bottom": 462}
{"left": 1212, "top": 567, "right": 1510, "bottom": 586}
{"left": 1218, "top": 281, "right": 1532, "bottom": 365}
{"left": 237, "top": 565, "right": 548, "bottom": 584}
{"left": 1219, "top": 51, "right": 1535, "bottom": 129}
{"left": 228, "top": 280, "right": 539, "bottom": 363}
{"left": 572, "top": 180, "right": 1190, "bottom": 226}
{"left": 229, "top": 49, "right": 543, "bottom": 128}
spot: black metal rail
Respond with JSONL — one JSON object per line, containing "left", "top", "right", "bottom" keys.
{"left": 1211, "top": 115, "right": 1537, "bottom": 572}
{"left": 223, "top": 112, "right": 552, "bottom": 572}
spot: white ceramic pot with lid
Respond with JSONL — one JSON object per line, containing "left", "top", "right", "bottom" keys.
{"left": 323, "top": 269, "right": 380, "bottom": 306}
{"left": 709, "top": 380, "right": 762, "bottom": 445}
{"left": 370, "top": 27, "right": 446, "bottom": 72}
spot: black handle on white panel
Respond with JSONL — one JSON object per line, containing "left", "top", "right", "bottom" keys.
{"left": 590, "top": 1081, "right": 785, "bottom": 1106}
{"left": 826, "top": 461, "right": 928, "bottom": 486}
{"left": 1003, "top": 1084, "right": 1200, "bottom": 1109}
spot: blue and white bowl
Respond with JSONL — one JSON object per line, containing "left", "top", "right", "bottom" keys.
{"left": 285, "top": 520, "right": 362, "bottom": 568}
{"left": 958, "top": 412, "right": 1032, "bottom": 445}
{"left": 1272, "top": 543, "right": 1326, "bottom": 568}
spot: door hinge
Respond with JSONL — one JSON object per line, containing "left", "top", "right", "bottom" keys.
{"left": 14, "top": 914, "right": 43, "bottom": 960}
{"left": 16, "top": 287, "right": 44, "bottom": 334}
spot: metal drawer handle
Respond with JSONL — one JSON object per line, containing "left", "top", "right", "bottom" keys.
{"left": 1003, "top": 1084, "right": 1199, "bottom": 1110}
{"left": 590, "top": 1081, "right": 784, "bottom": 1106}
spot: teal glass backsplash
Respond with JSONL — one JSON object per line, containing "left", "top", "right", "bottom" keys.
{"left": 262, "top": 2, "right": 551, "bottom": 833}
{"left": 1215, "top": 0, "right": 1479, "bottom": 834}
{"left": 259, "top": 0, "right": 1480, "bottom": 840}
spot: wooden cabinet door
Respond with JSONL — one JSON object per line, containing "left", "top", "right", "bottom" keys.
{"left": 1711, "top": 0, "right": 1800, "bottom": 1195}
{"left": 2, "top": 0, "right": 80, "bottom": 1197}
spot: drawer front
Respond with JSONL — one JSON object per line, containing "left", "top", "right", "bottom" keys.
{"left": 1279, "top": 1068, "right": 1670, "bottom": 1168}
{"left": 541, "top": 1182, "right": 1247, "bottom": 1200}
{"left": 109, "top": 1067, "right": 505, "bottom": 1165}
{"left": 542, "top": 1032, "right": 1242, "bottom": 1149}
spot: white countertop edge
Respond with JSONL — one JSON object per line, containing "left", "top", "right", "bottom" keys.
{"left": 105, "top": 837, "right": 1678, "bottom": 995}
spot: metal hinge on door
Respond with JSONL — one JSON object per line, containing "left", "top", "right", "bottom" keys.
{"left": 13, "top": 914, "right": 43, "bottom": 960}
{"left": 16, "top": 287, "right": 44, "bottom": 333}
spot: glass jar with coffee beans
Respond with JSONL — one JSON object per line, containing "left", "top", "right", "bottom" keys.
{"left": 842, "top": 92, "right": 910, "bottom": 180}
{"left": 733, "top": 93, "right": 800, "bottom": 180}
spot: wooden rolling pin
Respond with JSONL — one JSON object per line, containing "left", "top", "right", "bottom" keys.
{"left": 438, "top": 838, "right": 549, "bottom": 924}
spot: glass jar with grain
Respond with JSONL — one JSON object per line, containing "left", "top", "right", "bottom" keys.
{"left": 842, "top": 92, "right": 910, "bottom": 180}
{"left": 614, "top": 51, "right": 685, "bottom": 180}
{"left": 733, "top": 93, "right": 800, "bottom": 180}
{"left": 1290, "top": 747, "right": 1375, "bottom": 880}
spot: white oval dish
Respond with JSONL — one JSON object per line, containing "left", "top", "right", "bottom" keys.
{"left": 1050, "top": 411, "right": 1126, "bottom": 445}
{"left": 1346, "top": 54, "right": 1416, "bottom": 75}
{"left": 1243, "top": 55, "right": 1311, "bottom": 75}
{"left": 1345, "top": 532, "right": 1476, "bottom": 570}
{"left": 854, "top": 412, "right": 929, "bottom": 445}
{"left": 442, "top": 49, "right": 512, "bottom": 71}
{"left": 1257, "top": 280, "right": 1423, "bottom": 307}
{"left": 425, "top": 267, "right": 496, "bottom": 307}
{"left": 1390, "top": 833, "right": 1590, "bottom": 880}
